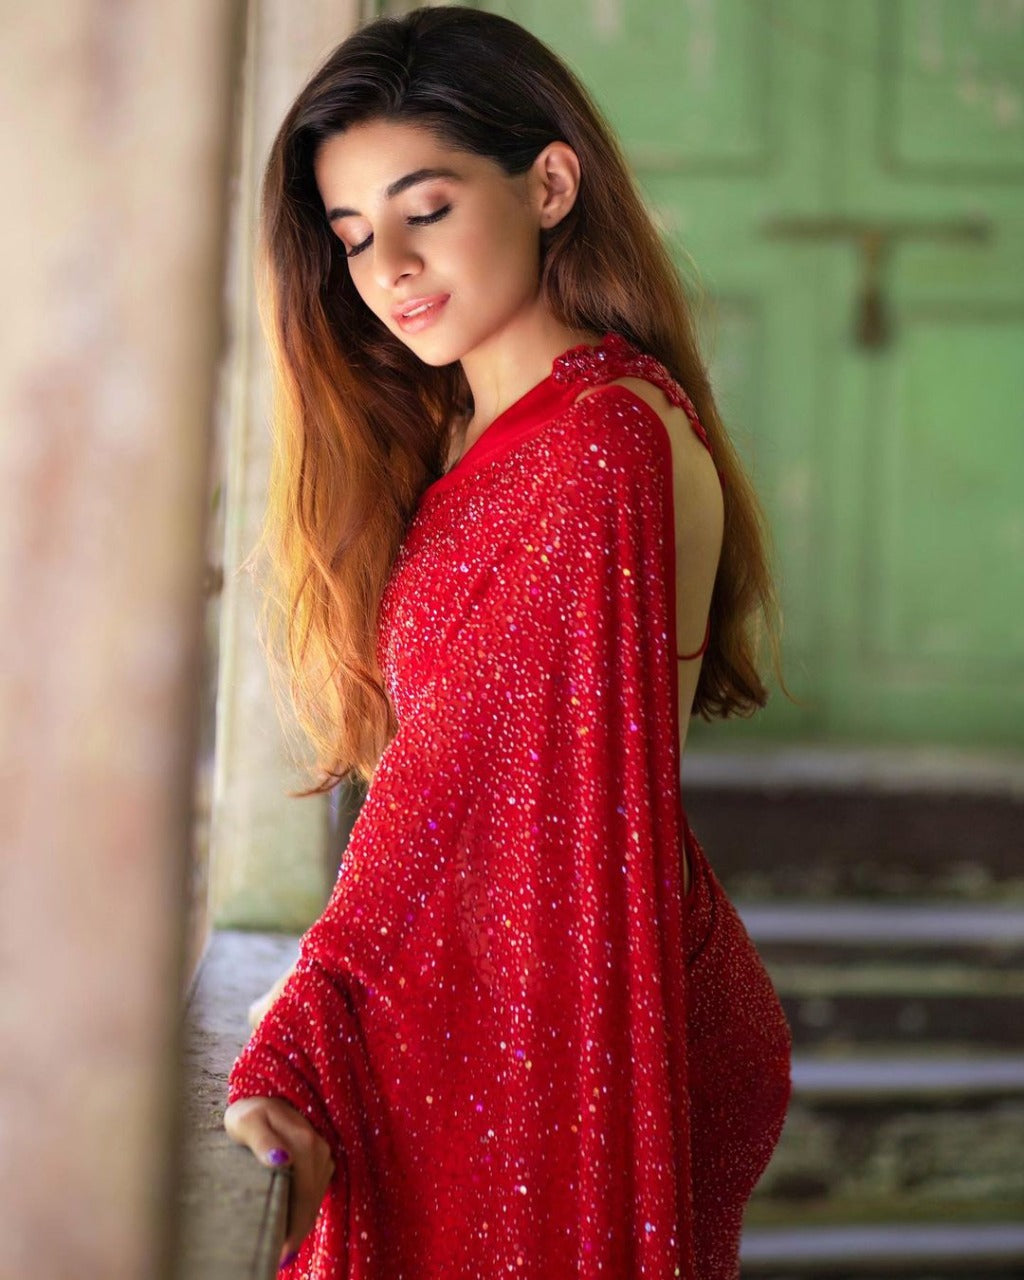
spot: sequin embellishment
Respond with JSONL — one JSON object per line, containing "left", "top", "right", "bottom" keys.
{"left": 227, "top": 330, "right": 792, "bottom": 1279}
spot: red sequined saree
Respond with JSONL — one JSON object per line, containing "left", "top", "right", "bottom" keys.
{"left": 227, "top": 331, "right": 792, "bottom": 1279}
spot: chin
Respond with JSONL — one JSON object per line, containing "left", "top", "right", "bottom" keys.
{"left": 401, "top": 345, "right": 456, "bottom": 369}
{"left": 396, "top": 332, "right": 465, "bottom": 369}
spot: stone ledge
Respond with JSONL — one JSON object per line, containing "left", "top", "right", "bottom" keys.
{"left": 683, "top": 745, "right": 1024, "bottom": 795}
{"left": 174, "top": 929, "right": 300, "bottom": 1280}
{"left": 741, "top": 1221, "right": 1024, "bottom": 1273}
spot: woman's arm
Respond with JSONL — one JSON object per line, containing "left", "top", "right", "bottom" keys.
{"left": 248, "top": 959, "right": 300, "bottom": 1029}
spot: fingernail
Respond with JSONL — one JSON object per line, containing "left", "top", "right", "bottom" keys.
{"left": 279, "top": 1250, "right": 299, "bottom": 1270}
{"left": 267, "top": 1147, "right": 291, "bottom": 1166}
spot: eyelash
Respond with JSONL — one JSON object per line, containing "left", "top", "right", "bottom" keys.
{"left": 344, "top": 204, "right": 453, "bottom": 260}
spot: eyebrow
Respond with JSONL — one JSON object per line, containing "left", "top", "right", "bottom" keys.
{"left": 326, "top": 167, "right": 465, "bottom": 222}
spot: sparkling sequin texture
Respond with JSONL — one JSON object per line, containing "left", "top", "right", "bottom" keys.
{"left": 226, "top": 331, "right": 793, "bottom": 1278}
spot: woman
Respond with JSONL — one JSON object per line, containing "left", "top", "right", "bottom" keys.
{"left": 223, "top": 7, "right": 793, "bottom": 1278}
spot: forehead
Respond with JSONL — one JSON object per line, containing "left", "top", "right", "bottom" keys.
{"left": 313, "top": 120, "right": 483, "bottom": 206}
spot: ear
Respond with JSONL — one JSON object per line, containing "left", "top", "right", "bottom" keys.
{"left": 530, "top": 141, "right": 582, "bottom": 231}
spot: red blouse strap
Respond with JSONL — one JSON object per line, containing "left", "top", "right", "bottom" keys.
{"left": 678, "top": 615, "right": 711, "bottom": 661}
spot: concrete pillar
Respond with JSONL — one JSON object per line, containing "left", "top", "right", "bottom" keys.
{"left": 208, "top": 0, "right": 368, "bottom": 931}
{"left": 0, "top": 3, "right": 242, "bottom": 1277}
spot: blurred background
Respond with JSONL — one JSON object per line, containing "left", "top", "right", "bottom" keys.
{"left": 1, "top": 1, "right": 1021, "bottom": 1276}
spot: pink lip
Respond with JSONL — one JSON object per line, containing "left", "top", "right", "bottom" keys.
{"left": 393, "top": 293, "right": 450, "bottom": 331}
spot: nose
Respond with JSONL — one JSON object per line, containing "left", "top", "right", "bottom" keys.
{"left": 371, "top": 225, "right": 422, "bottom": 292}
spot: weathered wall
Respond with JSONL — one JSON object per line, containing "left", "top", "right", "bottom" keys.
{"left": 0, "top": 3, "right": 242, "bottom": 1276}
{"left": 208, "top": 0, "right": 368, "bottom": 932}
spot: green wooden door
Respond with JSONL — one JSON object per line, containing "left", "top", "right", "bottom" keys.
{"left": 478, "top": 0, "right": 1024, "bottom": 748}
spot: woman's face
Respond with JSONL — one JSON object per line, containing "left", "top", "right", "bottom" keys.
{"left": 313, "top": 119, "right": 575, "bottom": 366}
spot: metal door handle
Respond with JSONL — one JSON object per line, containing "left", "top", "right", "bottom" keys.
{"left": 761, "top": 216, "right": 992, "bottom": 349}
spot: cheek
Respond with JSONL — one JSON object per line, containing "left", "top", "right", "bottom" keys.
{"left": 445, "top": 211, "right": 539, "bottom": 289}
{"left": 345, "top": 269, "right": 384, "bottom": 321}
{"left": 344, "top": 254, "right": 381, "bottom": 301}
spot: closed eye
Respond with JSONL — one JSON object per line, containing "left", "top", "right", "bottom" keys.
{"left": 344, "top": 204, "right": 453, "bottom": 260}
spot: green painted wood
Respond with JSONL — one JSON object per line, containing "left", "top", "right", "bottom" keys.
{"left": 479, "top": 0, "right": 1024, "bottom": 747}
{"left": 820, "top": 0, "right": 1024, "bottom": 747}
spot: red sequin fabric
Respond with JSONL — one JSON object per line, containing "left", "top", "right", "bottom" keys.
{"left": 227, "top": 331, "right": 793, "bottom": 1279}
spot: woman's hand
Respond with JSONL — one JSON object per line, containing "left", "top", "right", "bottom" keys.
{"left": 223, "top": 1095, "right": 336, "bottom": 1270}
{"left": 248, "top": 962, "right": 298, "bottom": 1029}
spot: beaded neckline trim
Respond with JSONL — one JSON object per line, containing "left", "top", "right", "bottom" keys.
{"left": 424, "top": 331, "right": 644, "bottom": 501}
{"left": 551, "top": 330, "right": 636, "bottom": 386}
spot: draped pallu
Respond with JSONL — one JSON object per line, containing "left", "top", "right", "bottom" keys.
{"left": 227, "top": 332, "right": 793, "bottom": 1279}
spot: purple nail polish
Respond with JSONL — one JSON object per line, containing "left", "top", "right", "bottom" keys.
{"left": 267, "top": 1147, "right": 291, "bottom": 1166}
{"left": 279, "top": 1249, "right": 299, "bottom": 1269}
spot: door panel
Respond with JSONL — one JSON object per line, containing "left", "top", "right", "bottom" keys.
{"left": 479, "top": 0, "right": 1024, "bottom": 746}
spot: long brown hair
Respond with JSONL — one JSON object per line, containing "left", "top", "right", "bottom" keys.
{"left": 245, "top": 4, "right": 788, "bottom": 797}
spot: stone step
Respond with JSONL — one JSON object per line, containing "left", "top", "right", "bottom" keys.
{"left": 777, "top": 987, "right": 1020, "bottom": 1050}
{"left": 750, "top": 1052, "right": 1024, "bottom": 1232}
{"left": 682, "top": 746, "right": 1024, "bottom": 902}
{"left": 684, "top": 746, "right": 1024, "bottom": 795}
{"left": 679, "top": 748, "right": 1024, "bottom": 1263}
{"left": 790, "top": 1052, "right": 1024, "bottom": 1099}
{"left": 739, "top": 1222, "right": 1024, "bottom": 1276}
{"left": 739, "top": 902, "right": 1024, "bottom": 947}
{"left": 733, "top": 902, "right": 1024, "bottom": 1047}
